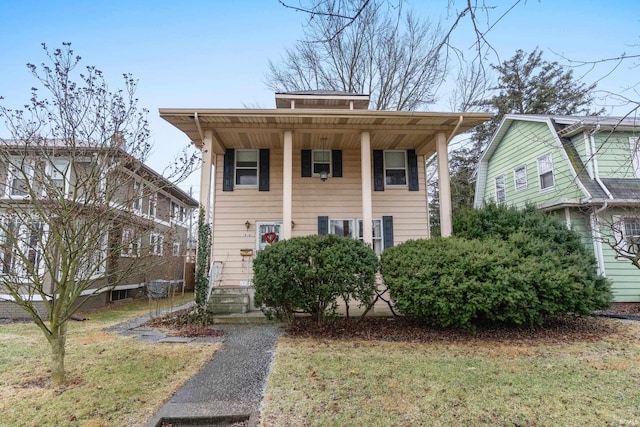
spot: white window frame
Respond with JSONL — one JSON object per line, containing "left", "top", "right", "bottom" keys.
{"left": 150, "top": 232, "right": 164, "bottom": 256}
{"left": 630, "top": 137, "right": 640, "bottom": 178}
{"left": 0, "top": 218, "right": 45, "bottom": 278}
{"left": 513, "top": 165, "right": 527, "bottom": 191}
{"left": 77, "top": 232, "right": 108, "bottom": 280}
{"left": 384, "top": 150, "right": 407, "bottom": 187}
{"left": 495, "top": 175, "right": 506, "bottom": 205}
{"left": 132, "top": 180, "right": 143, "bottom": 213}
{"left": 235, "top": 149, "right": 259, "bottom": 187}
{"left": 170, "top": 201, "right": 187, "bottom": 223}
{"left": 312, "top": 150, "right": 331, "bottom": 177}
{"left": 6, "top": 160, "right": 34, "bottom": 199}
{"left": 47, "top": 159, "right": 70, "bottom": 196}
{"left": 537, "top": 153, "right": 555, "bottom": 192}
{"left": 620, "top": 216, "right": 640, "bottom": 256}
{"left": 172, "top": 242, "right": 181, "bottom": 257}
{"left": 329, "top": 218, "right": 355, "bottom": 238}
{"left": 147, "top": 192, "right": 157, "bottom": 218}
{"left": 357, "top": 218, "right": 383, "bottom": 256}
{"left": 121, "top": 228, "right": 140, "bottom": 257}
{"left": 256, "top": 221, "right": 283, "bottom": 253}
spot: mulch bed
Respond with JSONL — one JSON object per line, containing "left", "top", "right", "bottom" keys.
{"left": 145, "top": 308, "right": 224, "bottom": 338}
{"left": 284, "top": 315, "right": 622, "bottom": 345}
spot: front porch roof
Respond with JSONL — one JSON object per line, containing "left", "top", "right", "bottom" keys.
{"left": 159, "top": 109, "right": 493, "bottom": 157}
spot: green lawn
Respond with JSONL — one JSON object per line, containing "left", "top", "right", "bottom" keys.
{"left": 262, "top": 319, "right": 640, "bottom": 426}
{"left": 0, "top": 294, "right": 219, "bottom": 427}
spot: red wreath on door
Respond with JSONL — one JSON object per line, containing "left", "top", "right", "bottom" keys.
{"left": 263, "top": 232, "right": 277, "bottom": 244}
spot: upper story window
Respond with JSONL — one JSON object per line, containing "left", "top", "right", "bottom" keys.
{"left": 148, "top": 192, "right": 157, "bottom": 218}
{"left": 384, "top": 151, "right": 407, "bottom": 186}
{"left": 235, "top": 150, "right": 258, "bottom": 186}
{"left": 132, "top": 180, "right": 142, "bottom": 213}
{"left": 48, "top": 159, "right": 70, "bottom": 194}
{"left": 513, "top": 165, "right": 527, "bottom": 191}
{"left": 537, "top": 153, "right": 555, "bottom": 191}
{"left": 171, "top": 201, "right": 187, "bottom": 223}
{"left": 172, "top": 242, "right": 181, "bottom": 257}
{"left": 312, "top": 150, "right": 331, "bottom": 177}
{"left": 7, "top": 162, "right": 33, "bottom": 198}
{"left": 630, "top": 137, "right": 640, "bottom": 178}
{"left": 495, "top": 175, "right": 506, "bottom": 205}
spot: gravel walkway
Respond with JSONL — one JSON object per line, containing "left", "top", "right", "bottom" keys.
{"left": 143, "top": 323, "right": 282, "bottom": 427}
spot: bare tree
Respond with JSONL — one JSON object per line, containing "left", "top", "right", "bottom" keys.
{"left": 0, "top": 43, "right": 194, "bottom": 385}
{"left": 268, "top": 0, "right": 447, "bottom": 110}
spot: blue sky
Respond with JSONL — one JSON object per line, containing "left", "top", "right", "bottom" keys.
{"left": 1, "top": 0, "right": 639, "bottom": 192}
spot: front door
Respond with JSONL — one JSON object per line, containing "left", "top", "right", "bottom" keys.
{"left": 256, "top": 221, "right": 283, "bottom": 253}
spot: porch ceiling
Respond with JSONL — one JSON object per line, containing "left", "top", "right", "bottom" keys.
{"left": 159, "top": 108, "right": 493, "bottom": 156}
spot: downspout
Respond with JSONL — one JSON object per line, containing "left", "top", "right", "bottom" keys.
{"left": 589, "top": 124, "right": 609, "bottom": 276}
{"left": 589, "top": 124, "right": 613, "bottom": 199}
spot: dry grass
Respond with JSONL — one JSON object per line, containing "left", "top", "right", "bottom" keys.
{"left": 0, "top": 294, "right": 219, "bottom": 427}
{"left": 262, "top": 318, "right": 640, "bottom": 427}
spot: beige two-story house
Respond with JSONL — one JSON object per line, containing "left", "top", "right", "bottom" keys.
{"left": 161, "top": 91, "right": 491, "bottom": 312}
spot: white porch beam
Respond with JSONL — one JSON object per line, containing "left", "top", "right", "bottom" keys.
{"left": 283, "top": 131, "right": 293, "bottom": 239}
{"left": 360, "top": 132, "right": 373, "bottom": 246}
{"left": 199, "top": 130, "right": 214, "bottom": 222}
{"left": 436, "top": 132, "right": 453, "bottom": 237}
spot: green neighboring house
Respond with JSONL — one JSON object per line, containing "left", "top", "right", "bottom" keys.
{"left": 474, "top": 114, "right": 640, "bottom": 302}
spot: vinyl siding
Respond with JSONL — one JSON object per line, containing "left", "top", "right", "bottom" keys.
{"left": 593, "top": 131, "right": 638, "bottom": 178}
{"left": 212, "top": 147, "right": 429, "bottom": 286}
{"left": 599, "top": 209, "right": 640, "bottom": 302}
{"left": 482, "top": 120, "right": 583, "bottom": 208}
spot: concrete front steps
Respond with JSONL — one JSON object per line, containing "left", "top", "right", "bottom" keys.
{"left": 208, "top": 286, "right": 251, "bottom": 315}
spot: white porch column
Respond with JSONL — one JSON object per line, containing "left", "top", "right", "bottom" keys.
{"left": 199, "top": 130, "right": 214, "bottom": 222}
{"left": 436, "top": 132, "right": 453, "bottom": 237}
{"left": 283, "top": 131, "right": 293, "bottom": 239}
{"left": 361, "top": 132, "right": 373, "bottom": 246}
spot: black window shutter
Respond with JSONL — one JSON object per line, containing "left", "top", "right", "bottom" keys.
{"left": 373, "top": 150, "right": 384, "bottom": 191}
{"left": 382, "top": 216, "right": 394, "bottom": 249}
{"left": 318, "top": 216, "right": 329, "bottom": 235}
{"left": 332, "top": 150, "right": 343, "bottom": 177}
{"left": 223, "top": 149, "right": 235, "bottom": 192}
{"left": 259, "top": 149, "right": 270, "bottom": 191}
{"left": 301, "top": 150, "right": 312, "bottom": 177}
{"left": 407, "top": 149, "right": 419, "bottom": 191}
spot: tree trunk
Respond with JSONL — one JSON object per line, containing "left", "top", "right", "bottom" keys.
{"left": 49, "top": 322, "right": 67, "bottom": 386}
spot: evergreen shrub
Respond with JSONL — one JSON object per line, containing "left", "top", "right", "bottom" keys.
{"left": 253, "top": 234, "right": 379, "bottom": 323}
{"left": 381, "top": 205, "right": 612, "bottom": 330}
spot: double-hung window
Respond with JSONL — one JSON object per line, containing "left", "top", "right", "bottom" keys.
{"left": 623, "top": 217, "right": 640, "bottom": 255}
{"left": 150, "top": 233, "right": 164, "bottom": 256}
{"left": 537, "top": 153, "right": 555, "bottom": 191}
{"left": 132, "top": 180, "right": 143, "bottom": 213}
{"left": 48, "top": 159, "right": 69, "bottom": 195}
{"left": 495, "top": 175, "right": 506, "bottom": 205}
{"left": 312, "top": 150, "right": 331, "bottom": 177}
{"left": 630, "top": 137, "right": 640, "bottom": 178}
{"left": 513, "top": 165, "right": 527, "bottom": 191}
{"left": 357, "top": 219, "right": 383, "bottom": 255}
{"left": 329, "top": 219, "right": 354, "bottom": 238}
{"left": 8, "top": 162, "right": 33, "bottom": 198}
{"left": 121, "top": 228, "right": 140, "bottom": 257}
{"left": 172, "top": 242, "right": 181, "bottom": 257}
{"left": 235, "top": 150, "right": 258, "bottom": 186}
{"left": 384, "top": 151, "right": 407, "bottom": 186}
{"left": 148, "top": 192, "right": 157, "bottom": 218}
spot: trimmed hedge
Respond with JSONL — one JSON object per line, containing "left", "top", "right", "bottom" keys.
{"left": 381, "top": 206, "right": 612, "bottom": 330}
{"left": 253, "top": 234, "right": 379, "bottom": 323}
